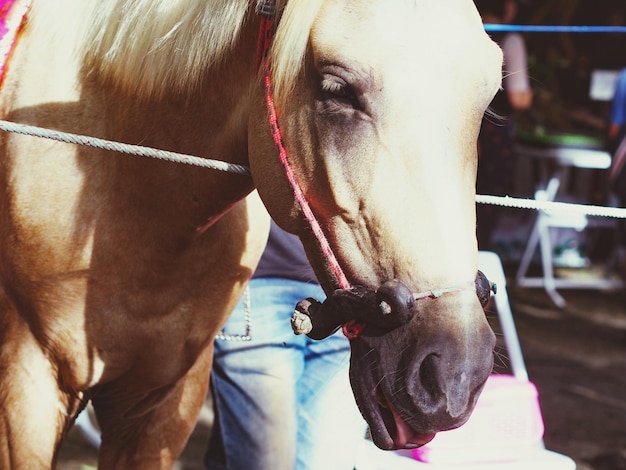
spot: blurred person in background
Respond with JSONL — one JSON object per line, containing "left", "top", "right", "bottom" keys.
{"left": 475, "top": 0, "right": 533, "bottom": 250}
{"left": 608, "top": 67, "right": 626, "bottom": 283}
{"left": 609, "top": 66, "right": 626, "bottom": 144}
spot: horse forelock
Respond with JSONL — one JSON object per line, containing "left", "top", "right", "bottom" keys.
{"left": 29, "top": 0, "right": 325, "bottom": 101}
{"left": 270, "top": 0, "right": 325, "bottom": 104}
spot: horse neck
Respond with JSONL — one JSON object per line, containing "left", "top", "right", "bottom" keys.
{"left": 88, "top": 12, "right": 262, "bottom": 216}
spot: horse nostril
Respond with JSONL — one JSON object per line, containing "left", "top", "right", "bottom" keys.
{"left": 419, "top": 353, "right": 441, "bottom": 401}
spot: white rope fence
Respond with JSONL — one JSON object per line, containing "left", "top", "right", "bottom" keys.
{"left": 476, "top": 194, "right": 626, "bottom": 219}
{"left": 0, "top": 120, "right": 251, "bottom": 176}
{"left": 2, "top": 118, "right": 626, "bottom": 219}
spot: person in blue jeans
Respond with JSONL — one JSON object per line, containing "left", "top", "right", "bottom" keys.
{"left": 204, "top": 221, "right": 366, "bottom": 470}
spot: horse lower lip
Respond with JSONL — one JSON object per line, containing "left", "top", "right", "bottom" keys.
{"left": 377, "top": 403, "right": 435, "bottom": 449}
{"left": 380, "top": 394, "right": 437, "bottom": 449}
{"left": 369, "top": 383, "right": 437, "bottom": 450}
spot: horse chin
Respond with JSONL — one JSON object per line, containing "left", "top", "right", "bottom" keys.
{"left": 350, "top": 339, "right": 436, "bottom": 451}
{"left": 375, "top": 389, "right": 437, "bottom": 450}
{"left": 350, "top": 332, "right": 489, "bottom": 451}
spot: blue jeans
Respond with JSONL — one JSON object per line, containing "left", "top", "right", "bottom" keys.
{"left": 205, "top": 278, "right": 366, "bottom": 470}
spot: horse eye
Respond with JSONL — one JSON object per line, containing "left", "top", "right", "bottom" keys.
{"left": 321, "top": 77, "right": 348, "bottom": 96}
{"left": 320, "top": 76, "right": 361, "bottom": 111}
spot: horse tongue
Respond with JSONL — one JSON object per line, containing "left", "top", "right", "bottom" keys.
{"left": 389, "top": 404, "right": 436, "bottom": 449}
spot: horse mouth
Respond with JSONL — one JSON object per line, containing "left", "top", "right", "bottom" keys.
{"left": 370, "top": 386, "right": 436, "bottom": 450}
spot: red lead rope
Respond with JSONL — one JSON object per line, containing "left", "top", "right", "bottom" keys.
{"left": 256, "top": 6, "right": 366, "bottom": 339}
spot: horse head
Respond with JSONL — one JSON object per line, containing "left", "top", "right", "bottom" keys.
{"left": 249, "top": 0, "right": 503, "bottom": 450}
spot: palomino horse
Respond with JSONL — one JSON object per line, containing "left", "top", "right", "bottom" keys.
{"left": 0, "top": 0, "right": 503, "bottom": 467}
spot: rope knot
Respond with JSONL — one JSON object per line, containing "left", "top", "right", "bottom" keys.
{"left": 429, "top": 289, "right": 445, "bottom": 299}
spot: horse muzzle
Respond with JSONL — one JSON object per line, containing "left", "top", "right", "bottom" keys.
{"left": 346, "top": 288, "right": 496, "bottom": 450}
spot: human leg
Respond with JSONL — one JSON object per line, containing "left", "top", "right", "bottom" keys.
{"left": 296, "top": 330, "right": 366, "bottom": 470}
{"left": 205, "top": 278, "right": 310, "bottom": 470}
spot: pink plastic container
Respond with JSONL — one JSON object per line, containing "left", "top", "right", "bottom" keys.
{"left": 412, "top": 374, "right": 545, "bottom": 465}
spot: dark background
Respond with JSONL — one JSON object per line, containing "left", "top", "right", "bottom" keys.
{"left": 512, "top": 0, "right": 626, "bottom": 138}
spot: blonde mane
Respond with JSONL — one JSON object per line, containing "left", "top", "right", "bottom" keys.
{"left": 270, "top": 0, "right": 324, "bottom": 101}
{"left": 35, "top": 0, "right": 326, "bottom": 100}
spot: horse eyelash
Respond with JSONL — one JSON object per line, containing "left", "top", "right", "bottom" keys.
{"left": 321, "top": 79, "right": 345, "bottom": 95}
{"left": 319, "top": 79, "right": 363, "bottom": 114}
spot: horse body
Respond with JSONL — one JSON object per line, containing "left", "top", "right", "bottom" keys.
{"left": 0, "top": 0, "right": 502, "bottom": 467}
{"left": 1, "top": 1, "right": 268, "bottom": 466}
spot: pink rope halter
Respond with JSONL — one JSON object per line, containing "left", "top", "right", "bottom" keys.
{"left": 256, "top": 3, "right": 364, "bottom": 338}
